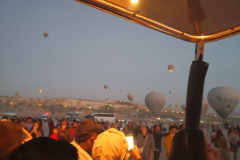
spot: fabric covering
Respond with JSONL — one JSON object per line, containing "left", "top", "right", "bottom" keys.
{"left": 75, "top": 119, "right": 101, "bottom": 143}
{"left": 92, "top": 128, "right": 130, "bottom": 160}
{"left": 71, "top": 140, "right": 93, "bottom": 160}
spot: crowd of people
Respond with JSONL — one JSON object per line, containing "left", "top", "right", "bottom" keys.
{"left": 0, "top": 115, "right": 240, "bottom": 160}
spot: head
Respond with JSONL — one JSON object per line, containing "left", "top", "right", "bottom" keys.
{"left": 204, "top": 138, "right": 220, "bottom": 160}
{"left": 53, "top": 127, "right": 58, "bottom": 134}
{"left": 61, "top": 120, "right": 67, "bottom": 129}
{"left": 180, "top": 125, "right": 185, "bottom": 130}
{"left": 72, "top": 121, "right": 78, "bottom": 128}
{"left": 215, "top": 129, "right": 224, "bottom": 138}
{"left": 154, "top": 125, "right": 161, "bottom": 132}
{"left": 232, "top": 129, "right": 238, "bottom": 134}
{"left": 110, "top": 124, "right": 115, "bottom": 128}
{"left": 201, "top": 125, "right": 205, "bottom": 129}
{"left": 92, "top": 128, "right": 130, "bottom": 160}
{"left": 0, "top": 121, "right": 23, "bottom": 160}
{"left": 26, "top": 117, "right": 32, "bottom": 124}
{"left": 67, "top": 118, "right": 70, "bottom": 122}
{"left": 169, "top": 129, "right": 207, "bottom": 160}
{"left": 20, "top": 120, "right": 26, "bottom": 127}
{"left": 169, "top": 126, "right": 177, "bottom": 134}
{"left": 75, "top": 119, "right": 101, "bottom": 154}
{"left": 127, "top": 122, "right": 132, "bottom": 127}
{"left": 141, "top": 125, "right": 147, "bottom": 135}
{"left": 9, "top": 137, "right": 78, "bottom": 160}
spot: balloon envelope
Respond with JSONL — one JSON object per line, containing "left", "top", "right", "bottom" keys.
{"left": 15, "top": 92, "right": 20, "bottom": 97}
{"left": 207, "top": 86, "right": 239, "bottom": 120}
{"left": 168, "top": 65, "right": 174, "bottom": 72}
{"left": 145, "top": 92, "right": 165, "bottom": 115}
{"left": 127, "top": 94, "right": 134, "bottom": 101}
{"left": 104, "top": 85, "right": 108, "bottom": 89}
{"left": 175, "top": 104, "right": 179, "bottom": 107}
{"left": 201, "top": 98, "right": 210, "bottom": 115}
{"left": 169, "top": 91, "right": 172, "bottom": 94}
{"left": 43, "top": 32, "right": 49, "bottom": 38}
{"left": 39, "top": 89, "right": 42, "bottom": 93}
{"left": 121, "top": 90, "right": 123, "bottom": 92}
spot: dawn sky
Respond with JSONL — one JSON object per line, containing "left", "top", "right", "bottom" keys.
{"left": 1, "top": 0, "right": 240, "bottom": 113}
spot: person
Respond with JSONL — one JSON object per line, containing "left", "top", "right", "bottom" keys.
{"left": 0, "top": 121, "right": 23, "bottom": 160}
{"left": 169, "top": 128, "right": 220, "bottom": 160}
{"left": 71, "top": 119, "right": 101, "bottom": 160}
{"left": 48, "top": 118, "right": 55, "bottom": 136}
{"left": 201, "top": 125, "right": 207, "bottom": 137}
{"left": 92, "top": 128, "right": 144, "bottom": 160}
{"left": 97, "top": 122, "right": 105, "bottom": 133}
{"left": 49, "top": 127, "right": 59, "bottom": 140}
{"left": 57, "top": 120, "right": 73, "bottom": 142}
{"left": 8, "top": 137, "right": 78, "bottom": 160}
{"left": 179, "top": 124, "right": 185, "bottom": 131}
{"left": 42, "top": 119, "right": 49, "bottom": 137}
{"left": 24, "top": 117, "right": 33, "bottom": 131}
{"left": 29, "top": 122, "right": 43, "bottom": 138}
{"left": 137, "top": 125, "right": 155, "bottom": 160}
{"left": 150, "top": 126, "right": 154, "bottom": 134}
{"left": 163, "top": 126, "right": 177, "bottom": 156}
{"left": 213, "top": 129, "right": 229, "bottom": 160}
{"left": 153, "top": 125, "right": 169, "bottom": 160}
{"left": 124, "top": 121, "right": 133, "bottom": 135}
{"left": 70, "top": 121, "right": 78, "bottom": 139}
{"left": 19, "top": 120, "right": 28, "bottom": 139}
{"left": 109, "top": 123, "right": 115, "bottom": 129}
{"left": 22, "top": 127, "right": 33, "bottom": 143}
{"left": 229, "top": 128, "right": 239, "bottom": 160}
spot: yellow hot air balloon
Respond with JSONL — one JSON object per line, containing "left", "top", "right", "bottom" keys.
{"left": 151, "top": 90, "right": 154, "bottom": 93}
{"left": 39, "top": 89, "right": 42, "bottom": 93}
{"left": 175, "top": 104, "right": 179, "bottom": 107}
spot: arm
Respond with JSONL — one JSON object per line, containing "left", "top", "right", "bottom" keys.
{"left": 22, "top": 127, "right": 32, "bottom": 144}
{"left": 149, "top": 135, "right": 155, "bottom": 160}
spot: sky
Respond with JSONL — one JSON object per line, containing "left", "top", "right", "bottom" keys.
{"left": 1, "top": 0, "right": 240, "bottom": 113}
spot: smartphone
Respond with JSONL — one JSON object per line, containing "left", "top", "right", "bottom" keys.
{"left": 125, "top": 134, "right": 134, "bottom": 150}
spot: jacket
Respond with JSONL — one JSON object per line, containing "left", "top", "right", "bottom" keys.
{"left": 163, "top": 133, "right": 175, "bottom": 154}
{"left": 153, "top": 130, "right": 169, "bottom": 151}
{"left": 71, "top": 140, "right": 92, "bottom": 160}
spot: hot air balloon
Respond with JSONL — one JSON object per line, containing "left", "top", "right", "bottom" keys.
{"left": 104, "top": 85, "right": 108, "bottom": 89}
{"left": 43, "top": 32, "right": 49, "bottom": 38}
{"left": 169, "top": 104, "right": 172, "bottom": 108}
{"left": 168, "top": 65, "right": 174, "bottom": 72}
{"left": 181, "top": 105, "right": 186, "bottom": 110}
{"left": 151, "top": 90, "right": 154, "bottom": 93}
{"left": 175, "top": 104, "right": 179, "bottom": 108}
{"left": 201, "top": 98, "right": 210, "bottom": 115}
{"left": 15, "top": 92, "right": 20, "bottom": 97}
{"left": 145, "top": 92, "right": 165, "bottom": 116}
{"left": 120, "top": 90, "right": 123, "bottom": 92}
{"left": 169, "top": 91, "right": 172, "bottom": 94}
{"left": 207, "top": 86, "right": 239, "bottom": 120}
{"left": 39, "top": 89, "right": 42, "bottom": 93}
{"left": 127, "top": 94, "right": 134, "bottom": 101}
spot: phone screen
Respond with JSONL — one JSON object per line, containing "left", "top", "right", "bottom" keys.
{"left": 126, "top": 136, "right": 134, "bottom": 150}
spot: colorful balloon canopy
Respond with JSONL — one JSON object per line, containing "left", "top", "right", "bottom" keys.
{"left": 151, "top": 90, "right": 154, "bottom": 93}
{"left": 208, "top": 86, "right": 239, "bottom": 120}
{"left": 169, "top": 104, "right": 172, "bottom": 108}
{"left": 145, "top": 92, "right": 165, "bottom": 116}
{"left": 120, "top": 90, "right": 123, "bottom": 92}
{"left": 169, "top": 91, "right": 172, "bottom": 94}
{"left": 39, "top": 89, "right": 42, "bottom": 93}
{"left": 175, "top": 104, "right": 179, "bottom": 108}
{"left": 127, "top": 94, "right": 134, "bottom": 101}
{"left": 168, "top": 65, "right": 174, "bottom": 72}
